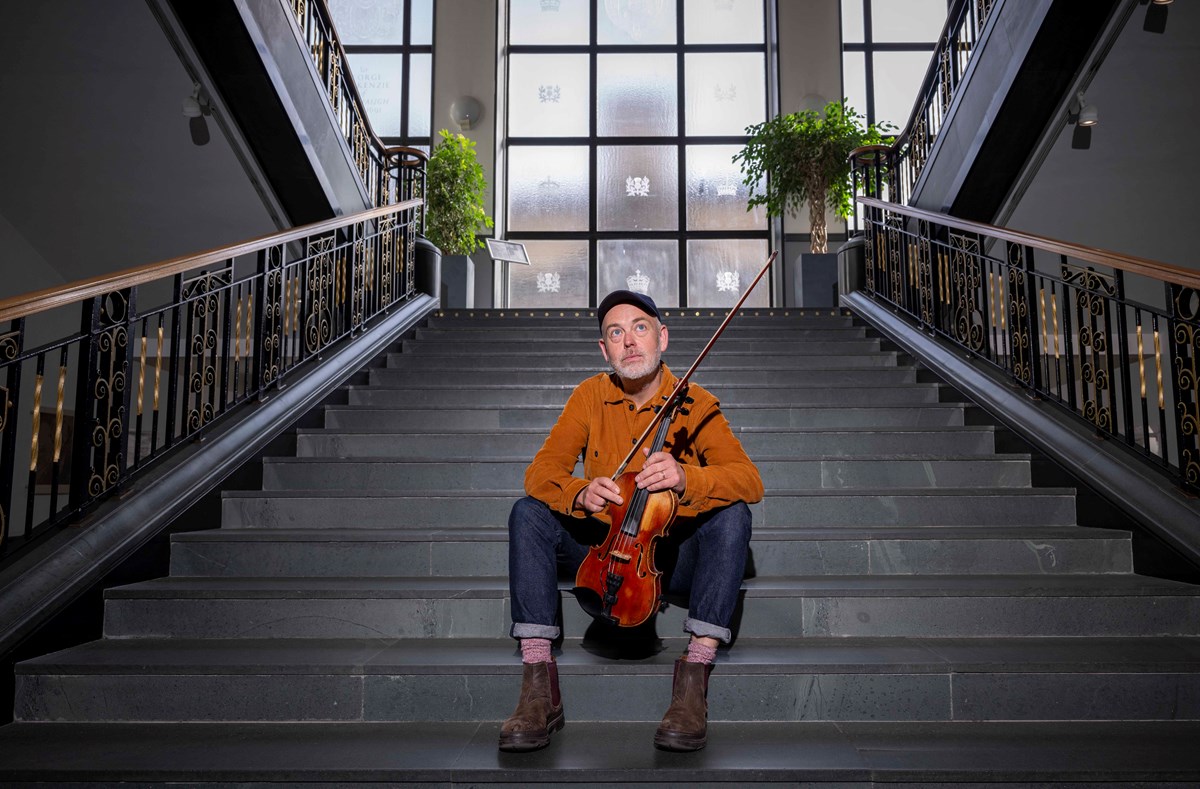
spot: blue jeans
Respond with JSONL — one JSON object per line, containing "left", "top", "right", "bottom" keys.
{"left": 508, "top": 496, "right": 752, "bottom": 644}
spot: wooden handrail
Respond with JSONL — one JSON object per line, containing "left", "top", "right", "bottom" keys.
{"left": 385, "top": 146, "right": 429, "bottom": 166}
{"left": 849, "top": 144, "right": 891, "bottom": 164}
{"left": 0, "top": 198, "right": 421, "bottom": 323}
{"left": 857, "top": 195, "right": 1200, "bottom": 290}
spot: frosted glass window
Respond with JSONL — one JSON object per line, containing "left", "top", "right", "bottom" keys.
{"left": 508, "top": 147, "right": 590, "bottom": 232}
{"left": 873, "top": 51, "right": 935, "bottom": 130}
{"left": 328, "top": 0, "right": 405, "bottom": 44}
{"left": 841, "top": 53, "right": 868, "bottom": 121}
{"left": 509, "top": 240, "right": 590, "bottom": 308}
{"left": 408, "top": 54, "right": 432, "bottom": 136}
{"left": 841, "top": 0, "right": 865, "bottom": 43}
{"left": 347, "top": 54, "right": 404, "bottom": 136}
{"left": 597, "top": 54, "right": 677, "bottom": 137}
{"left": 510, "top": 0, "right": 590, "bottom": 44}
{"left": 598, "top": 241, "right": 680, "bottom": 308}
{"left": 684, "top": 0, "right": 764, "bottom": 44}
{"left": 598, "top": 0, "right": 675, "bottom": 44}
{"left": 410, "top": 0, "right": 433, "bottom": 45}
{"left": 685, "top": 53, "right": 766, "bottom": 136}
{"left": 686, "top": 239, "right": 770, "bottom": 307}
{"left": 872, "top": 0, "right": 949, "bottom": 43}
{"left": 686, "top": 145, "right": 765, "bottom": 230}
{"left": 509, "top": 54, "right": 590, "bottom": 137}
{"left": 598, "top": 146, "right": 679, "bottom": 231}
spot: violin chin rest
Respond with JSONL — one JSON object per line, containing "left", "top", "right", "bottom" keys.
{"left": 571, "top": 586, "right": 607, "bottom": 622}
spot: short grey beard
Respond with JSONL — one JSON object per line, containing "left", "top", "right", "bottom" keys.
{"left": 610, "top": 351, "right": 662, "bottom": 382}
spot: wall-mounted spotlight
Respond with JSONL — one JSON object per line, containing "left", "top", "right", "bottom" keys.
{"left": 182, "top": 82, "right": 213, "bottom": 146}
{"left": 1142, "top": 0, "right": 1172, "bottom": 34}
{"left": 1067, "top": 91, "right": 1098, "bottom": 149}
{"left": 450, "top": 96, "right": 483, "bottom": 131}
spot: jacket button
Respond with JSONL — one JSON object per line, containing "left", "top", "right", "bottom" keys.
{"left": 628, "top": 404, "right": 634, "bottom": 411}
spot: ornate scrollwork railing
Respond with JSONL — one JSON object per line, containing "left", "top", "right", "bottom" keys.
{"left": 0, "top": 197, "right": 423, "bottom": 559}
{"left": 851, "top": 191, "right": 1200, "bottom": 493}
{"left": 857, "top": 0, "right": 995, "bottom": 208}
{"left": 287, "top": 0, "right": 427, "bottom": 219}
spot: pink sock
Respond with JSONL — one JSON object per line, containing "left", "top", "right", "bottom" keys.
{"left": 686, "top": 641, "right": 717, "bottom": 664}
{"left": 520, "top": 638, "right": 553, "bottom": 664}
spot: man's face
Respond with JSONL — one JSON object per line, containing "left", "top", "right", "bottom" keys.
{"left": 598, "top": 303, "right": 668, "bottom": 381}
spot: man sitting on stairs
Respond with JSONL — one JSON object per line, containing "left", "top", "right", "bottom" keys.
{"left": 500, "top": 289, "right": 764, "bottom": 753}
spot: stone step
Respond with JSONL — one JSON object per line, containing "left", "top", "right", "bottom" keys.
{"left": 368, "top": 367, "right": 921, "bottom": 387}
{"left": 2, "top": 718, "right": 1196, "bottom": 784}
{"left": 169, "top": 526, "right": 1131, "bottom": 578}
{"left": 425, "top": 311, "right": 856, "bottom": 328}
{"left": 15, "top": 635, "right": 1199, "bottom": 723}
{"left": 301, "top": 426, "right": 1000, "bottom": 458}
{"left": 261, "top": 455, "right": 1031, "bottom": 492}
{"left": 384, "top": 351, "right": 901, "bottom": 370}
{"left": 326, "top": 404, "right": 970, "bottom": 429}
{"left": 346, "top": 383, "right": 944, "bottom": 408}
{"left": 400, "top": 339, "right": 883, "bottom": 356}
{"left": 415, "top": 326, "right": 870, "bottom": 341}
{"left": 100, "top": 574, "right": 1198, "bottom": 640}
{"left": 221, "top": 488, "right": 1077, "bottom": 529}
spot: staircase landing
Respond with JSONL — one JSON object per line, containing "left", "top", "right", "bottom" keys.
{"left": 0, "top": 310, "right": 1197, "bottom": 786}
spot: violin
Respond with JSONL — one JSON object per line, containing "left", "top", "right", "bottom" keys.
{"left": 573, "top": 386, "right": 692, "bottom": 627}
{"left": 573, "top": 250, "right": 777, "bottom": 628}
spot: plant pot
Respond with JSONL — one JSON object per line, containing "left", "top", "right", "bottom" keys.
{"left": 441, "top": 254, "right": 475, "bottom": 309}
{"left": 791, "top": 252, "right": 839, "bottom": 308}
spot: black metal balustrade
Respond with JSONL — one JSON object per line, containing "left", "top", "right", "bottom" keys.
{"left": 0, "top": 195, "right": 423, "bottom": 560}
{"left": 850, "top": 190, "right": 1200, "bottom": 493}
{"left": 864, "top": 0, "right": 995, "bottom": 209}
{"left": 287, "top": 0, "right": 425, "bottom": 212}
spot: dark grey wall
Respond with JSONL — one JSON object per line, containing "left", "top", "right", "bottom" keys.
{"left": 1006, "top": 1, "right": 1200, "bottom": 273}
{"left": 0, "top": 0, "right": 277, "bottom": 301}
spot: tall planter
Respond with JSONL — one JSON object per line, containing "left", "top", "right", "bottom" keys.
{"left": 424, "top": 130, "right": 492, "bottom": 306}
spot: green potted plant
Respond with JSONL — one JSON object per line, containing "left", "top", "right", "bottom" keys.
{"left": 734, "top": 100, "right": 893, "bottom": 306}
{"left": 424, "top": 129, "right": 493, "bottom": 307}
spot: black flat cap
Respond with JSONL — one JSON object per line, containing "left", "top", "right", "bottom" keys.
{"left": 597, "top": 290, "right": 661, "bottom": 328}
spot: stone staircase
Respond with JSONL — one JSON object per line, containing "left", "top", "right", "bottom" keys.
{"left": 1, "top": 309, "right": 1199, "bottom": 785}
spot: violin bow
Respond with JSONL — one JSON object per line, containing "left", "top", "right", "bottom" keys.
{"left": 610, "top": 249, "right": 778, "bottom": 478}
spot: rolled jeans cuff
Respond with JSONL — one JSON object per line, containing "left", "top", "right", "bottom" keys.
{"left": 684, "top": 616, "right": 731, "bottom": 645}
{"left": 512, "top": 622, "right": 560, "bottom": 640}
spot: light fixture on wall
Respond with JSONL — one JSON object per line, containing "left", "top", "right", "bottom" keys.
{"left": 182, "top": 83, "right": 213, "bottom": 146}
{"left": 450, "top": 96, "right": 483, "bottom": 131}
{"left": 1067, "top": 91, "right": 1098, "bottom": 149}
{"left": 1142, "top": 0, "right": 1172, "bottom": 34}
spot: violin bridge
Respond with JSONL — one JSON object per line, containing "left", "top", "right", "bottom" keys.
{"left": 610, "top": 551, "right": 631, "bottom": 563}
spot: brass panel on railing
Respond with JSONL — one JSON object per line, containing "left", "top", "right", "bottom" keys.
{"left": 305, "top": 235, "right": 336, "bottom": 355}
{"left": 86, "top": 291, "right": 132, "bottom": 499}
{"left": 1064, "top": 265, "right": 1116, "bottom": 432}
{"left": 262, "top": 247, "right": 285, "bottom": 387}
{"left": 950, "top": 232, "right": 985, "bottom": 352}
{"left": 379, "top": 216, "right": 395, "bottom": 307}
{"left": 328, "top": 50, "right": 342, "bottom": 114}
{"left": 1171, "top": 285, "right": 1200, "bottom": 485}
{"left": 1005, "top": 245, "right": 1034, "bottom": 387}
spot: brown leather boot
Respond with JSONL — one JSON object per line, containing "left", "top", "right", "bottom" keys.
{"left": 653, "top": 657, "right": 713, "bottom": 751}
{"left": 498, "top": 661, "right": 565, "bottom": 752}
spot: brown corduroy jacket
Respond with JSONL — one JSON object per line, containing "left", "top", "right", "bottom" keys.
{"left": 524, "top": 364, "right": 764, "bottom": 524}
